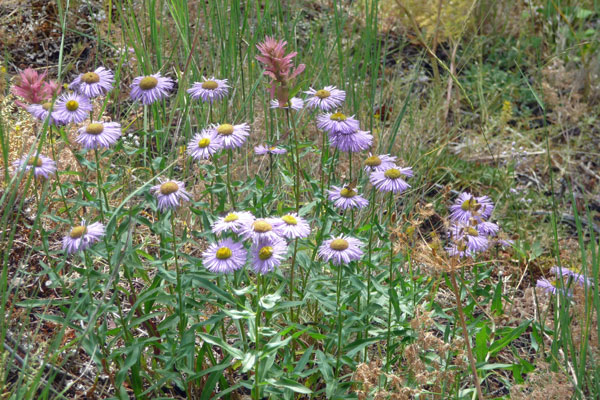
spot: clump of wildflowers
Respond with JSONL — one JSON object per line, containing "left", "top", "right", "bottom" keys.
{"left": 256, "top": 36, "right": 305, "bottom": 106}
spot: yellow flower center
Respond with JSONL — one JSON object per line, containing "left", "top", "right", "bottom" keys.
{"left": 461, "top": 198, "right": 478, "bottom": 211}
{"left": 340, "top": 187, "right": 356, "bottom": 198}
{"left": 252, "top": 220, "right": 272, "bottom": 233}
{"left": 27, "top": 157, "right": 42, "bottom": 167}
{"left": 86, "top": 123, "right": 104, "bottom": 135}
{"left": 330, "top": 112, "right": 347, "bottom": 121}
{"left": 330, "top": 238, "right": 349, "bottom": 251}
{"left": 216, "top": 247, "right": 232, "bottom": 259}
{"left": 160, "top": 181, "right": 179, "bottom": 195}
{"left": 269, "top": 146, "right": 277, "bottom": 151}
{"left": 224, "top": 213, "right": 239, "bottom": 222}
{"left": 365, "top": 155, "right": 381, "bottom": 167}
{"left": 139, "top": 76, "right": 158, "bottom": 90}
{"left": 198, "top": 138, "right": 211, "bottom": 148}
{"left": 316, "top": 89, "right": 331, "bottom": 99}
{"left": 258, "top": 246, "right": 274, "bottom": 260}
{"left": 66, "top": 100, "right": 79, "bottom": 111}
{"left": 42, "top": 102, "right": 52, "bottom": 111}
{"left": 384, "top": 168, "right": 401, "bottom": 179}
{"left": 217, "top": 124, "right": 234, "bottom": 136}
{"left": 202, "top": 80, "right": 219, "bottom": 90}
{"left": 81, "top": 72, "right": 100, "bottom": 84}
{"left": 70, "top": 225, "right": 87, "bottom": 239}
{"left": 282, "top": 215, "right": 297, "bottom": 225}
{"left": 467, "top": 227, "right": 479, "bottom": 237}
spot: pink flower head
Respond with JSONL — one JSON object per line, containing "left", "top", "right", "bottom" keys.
{"left": 256, "top": 36, "right": 305, "bottom": 105}
{"left": 11, "top": 68, "right": 60, "bottom": 109}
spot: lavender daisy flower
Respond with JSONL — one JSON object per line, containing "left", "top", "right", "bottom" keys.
{"left": 69, "top": 67, "right": 114, "bottom": 98}
{"left": 327, "top": 185, "right": 369, "bottom": 210}
{"left": 477, "top": 221, "right": 499, "bottom": 237}
{"left": 254, "top": 145, "right": 287, "bottom": 155}
{"left": 76, "top": 121, "right": 121, "bottom": 149}
{"left": 52, "top": 92, "right": 92, "bottom": 124}
{"left": 318, "top": 236, "right": 364, "bottom": 265}
{"left": 329, "top": 129, "right": 373, "bottom": 152}
{"left": 150, "top": 179, "right": 191, "bottom": 211}
{"left": 273, "top": 213, "right": 311, "bottom": 239}
{"left": 187, "top": 129, "right": 223, "bottom": 160}
{"left": 211, "top": 123, "right": 250, "bottom": 149}
{"left": 27, "top": 102, "right": 65, "bottom": 126}
{"left": 12, "top": 154, "right": 56, "bottom": 179}
{"left": 317, "top": 112, "right": 360, "bottom": 135}
{"left": 551, "top": 266, "right": 593, "bottom": 287}
{"left": 251, "top": 238, "right": 288, "bottom": 274}
{"left": 187, "top": 77, "right": 230, "bottom": 103}
{"left": 62, "top": 221, "right": 105, "bottom": 254}
{"left": 304, "top": 86, "right": 346, "bottom": 111}
{"left": 202, "top": 238, "right": 247, "bottom": 274}
{"left": 450, "top": 192, "right": 494, "bottom": 223}
{"left": 363, "top": 153, "right": 397, "bottom": 173}
{"left": 369, "top": 165, "right": 412, "bottom": 194}
{"left": 450, "top": 223, "right": 489, "bottom": 254}
{"left": 240, "top": 218, "right": 281, "bottom": 243}
{"left": 130, "top": 73, "right": 174, "bottom": 105}
{"left": 536, "top": 278, "right": 560, "bottom": 295}
{"left": 211, "top": 211, "right": 255, "bottom": 236}
{"left": 270, "top": 97, "right": 304, "bottom": 110}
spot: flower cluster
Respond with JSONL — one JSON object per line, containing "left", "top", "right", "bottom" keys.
{"left": 203, "top": 211, "right": 311, "bottom": 275}
{"left": 445, "top": 192, "right": 499, "bottom": 258}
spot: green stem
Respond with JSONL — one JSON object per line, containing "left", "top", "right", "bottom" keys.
{"left": 285, "top": 108, "right": 300, "bottom": 212}
{"left": 226, "top": 149, "right": 236, "bottom": 208}
{"left": 289, "top": 237, "right": 299, "bottom": 322}
{"left": 94, "top": 148, "right": 110, "bottom": 223}
{"left": 385, "top": 192, "right": 395, "bottom": 371}
{"left": 364, "top": 189, "right": 377, "bottom": 361}
{"left": 171, "top": 213, "right": 186, "bottom": 337}
{"left": 335, "top": 261, "right": 344, "bottom": 377}
{"left": 254, "top": 275, "right": 261, "bottom": 400}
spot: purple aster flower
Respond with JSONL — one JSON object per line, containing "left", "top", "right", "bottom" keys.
{"left": 254, "top": 145, "right": 287, "bottom": 155}
{"left": 69, "top": 67, "right": 114, "bottom": 98}
{"left": 449, "top": 223, "right": 489, "bottom": 254}
{"left": 317, "top": 112, "right": 360, "bottom": 135}
{"left": 12, "top": 154, "right": 56, "bottom": 179}
{"left": 251, "top": 238, "right": 288, "bottom": 274}
{"left": 329, "top": 129, "right": 373, "bottom": 153}
{"left": 203, "top": 238, "right": 247, "bottom": 274}
{"left": 211, "top": 211, "right": 255, "bottom": 236}
{"left": 76, "top": 121, "right": 121, "bottom": 149}
{"left": 449, "top": 192, "right": 494, "bottom": 223}
{"left": 187, "top": 129, "right": 223, "bottom": 160}
{"left": 150, "top": 179, "right": 191, "bottom": 212}
{"left": 363, "top": 153, "right": 397, "bottom": 173}
{"left": 62, "top": 220, "right": 105, "bottom": 254}
{"left": 551, "top": 266, "right": 593, "bottom": 287}
{"left": 369, "top": 165, "right": 412, "bottom": 194}
{"left": 211, "top": 123, "right": 250, "bottom": 149}
{"left": 477, "top": 221, "right": 499, "bottom": 237}
{"left": 327, "top": 185, "right": 369, "bottom": 210}
{"left": 130, "top": 73, "right": 174, "bottom": 105}
{"left": 27, "top": 102, "right": 65, "bottom": 126}
{"left": 536, "top": 278, "right": 560, "bottom": 295}
{"left": 187, "top": 77, "right": 230, "bottom": 103}
{"left": 304, "top": 86, "right": 346, "bottom": 111}
{"left": 445, "top": 243, "right": 473, "bottom": 258}
{"left": 273, "top": 213, "right": 311, "bottom": 239}
{"left": 319, "top": 236, "right": 364, "bottom": 265}
{"left": 240, "top": 218, "right": 281, "bottom": 243}
{"left": 270, "top": 97, "right": 304, "bottom": 110}
{"left": 52, "top": 92, "right": 92, "bottom": 124}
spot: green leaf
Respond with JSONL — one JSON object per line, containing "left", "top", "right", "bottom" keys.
{"left": 265, "top": 378, "right": 312, "bottom": 394}
{"left": 198, "top": 333, "right": 243, "bottom": 359}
